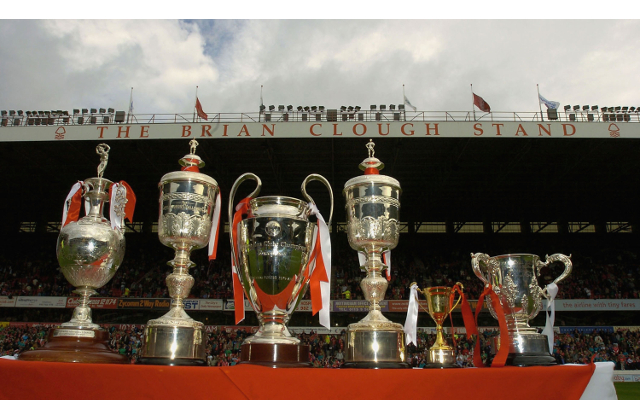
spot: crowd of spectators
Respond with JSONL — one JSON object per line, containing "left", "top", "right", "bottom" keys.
{"left": 1, "top": 237, "right": 639, "bottom": 302}
{"left": 3, "top": 324, "right": 640, "bottom": 370}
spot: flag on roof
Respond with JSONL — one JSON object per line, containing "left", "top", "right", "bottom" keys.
{"left": 539, "top": 94, "right": 560, "bottom": 110}
{"left": 195, "top": 97, "right": 208, "bottom": 120}
{"left": 473, "top": 93, "right": 491, "bottom": 112}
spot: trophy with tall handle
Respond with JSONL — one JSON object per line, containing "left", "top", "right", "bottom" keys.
{"left": 20, "top": 144, "right": 135, "bottom": 364}
{"left": 342, "top": 140, "right": 408, "bottom": 368}
{"left": 471, "top": 253, "right": 572, "bottom": 366}
{"left": 139, "top": 139, "right": 222, "bottom": 366}
{"left": 229, "top": 172, "right": 333, "bottom": 367}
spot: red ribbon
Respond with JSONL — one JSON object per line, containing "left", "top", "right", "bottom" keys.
{"left": 181, "top": 158, "right": 201, "bottom": 173}
{"left": 473, "top": 284, "right": 510, "bottom": 368}
{"left": 449, "top": 284, "right": 477, "bottom": 350}
{"left": 231, "top": 197, "right": 251, "bottom": 324}
{"left": 119, "top": 181, "right": 136, "bottom": 222}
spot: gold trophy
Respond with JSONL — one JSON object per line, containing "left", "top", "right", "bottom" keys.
{"left": 412, "top": 282, "right": 463, "bottom": 368}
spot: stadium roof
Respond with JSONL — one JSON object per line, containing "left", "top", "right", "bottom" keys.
{"left": 2, "top": 135, "right": 640, "bottom": 228}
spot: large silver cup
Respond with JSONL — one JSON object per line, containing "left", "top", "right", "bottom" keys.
{"left": 342, "top": 140, "right": 407, "bottom": 368}
{"left": 230, "top": 172, "right": 333, "bottom": 366}
{"left": 471, "top": 253, "right": 572, "bottom": 366}
{"left": 20, "top": 144, "right": 129, "bottom": 364}
{"left": 141, "top": 140, "right": 219, "bottom": 366}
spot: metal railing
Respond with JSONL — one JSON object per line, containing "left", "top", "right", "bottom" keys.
{"left": 3, "top": 109, "right": 640, "bottom": 128}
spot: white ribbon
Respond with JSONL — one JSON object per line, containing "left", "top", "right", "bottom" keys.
{"left": 309, "top": 203, "right": 331, "bottom": 329}
{"left": 403, "top": 283, "right": 419, "bottom": 346}
{"left": 61, "top": 181, "right": 83, "bottom": 226}
{"left": 541, "top": 282, "right": 559, "bottom": 354}
{"left": 208, "top": 191, "right": 222, "bottom": 259}
{"left": 109, "top": 182, "right": 127, "bottom": 230}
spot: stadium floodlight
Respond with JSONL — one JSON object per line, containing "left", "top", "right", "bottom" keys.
{"left": 380, "top": 105, "right": 386, "bottom": 111}
{"left": 347, "top": 106, "right": 354, "bottom": 112}
{"left": 278, "top": 105, "right": 285, "bottom": 111}
{"left": 269, "top": 105, "right": 275, "bottom": 111}
{"left": 304, "top": 106, "right": 310, "bottom": 112}
{"left": 591, "top": 105, "right": 598, "bottom": 111}
{"left": 287, "top": 105, "right": 293, "bottom": 111}
{"left": 564, "top": 105, "right": 571, "bottom": 111}
{"left": 17, "top": 110, "right": 23, "bottom": 116}
{"left": 311, "top": 106, "right": 317, "bottom": 112}
{"left": 318, "top": 106, "right": 325, "bottom": 111}
{"left": 355, "top": 106, "right": 361, "bottom": 112}
{"left": 90, "top": 108, "right": 97, "bottom": 114}
{"left": 608, "top": 107, "right": 614, "bottom": 113}
{"left": 370, "top": 105, "right": 376, "bottom": 110}
{"left": 389, "top": 104, "right": 396, "bottom": 110}
{"left": 297, "top": 106, "right": 303, "bottom": 111}
{"left": 82, "top": 109, "right": 88, "bottom": 115}
{"left": 398, "top": 104, "right": 405, "bottom": 110}
{"left": 340, "top": 106, "right": 346, "bottom": 111}
{"left": 622, "top": 106, "right": 629, "bottom": 112}
{"left": 629, "top": 107, "right": 636, "bottom": 112}
{"left": 573, "top": 105, "right": 580, "bottom": 111}
{"left": 99, "top": 108, "right": 106, "bottom": 114}
{"left": 600, "top": 107, "right": 607, "bottom": 113}
{"left": 108, "top": 108, "right": 114, "bottom": 114}
{"left": 9, "top": 110, "right": 15, "bottom": 116}
{"left": 582, "top": 105, "right": 589, "bottom": 111}
{"left": 615, "top": 106, "right": 621, "bottom": 112}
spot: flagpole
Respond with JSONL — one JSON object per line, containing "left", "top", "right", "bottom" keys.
{"left": 537, "top": 84, "right": 545, "bottom": 122}
{"left": 193, "top": 86, "right": 198, "bottom": 123}
{"left": 127, "top": 87, "right": 133, "bottom": 124}
{"left": 402, "top": 84, "right": 406, "bottom": 121}
{"left": 259, "top": 85, "right": 263, "bottom": 123}
{"left": 471, "top": 84, "right": 476, "bottom": 121}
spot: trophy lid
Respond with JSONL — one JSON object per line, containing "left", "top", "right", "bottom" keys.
{"left": 344, "top": 139, "right": 400, "bottom": 189}
{"left": 160, "top": 139, "right": 218, "bottom": 187}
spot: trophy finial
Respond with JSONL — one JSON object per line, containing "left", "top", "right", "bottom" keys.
{"left": 359, "top": 140, "right": 384, "bottom": 173}
{"left": 179, "top": 140, "right": 205, "bottom": 171}
{"left": 366, "top": 139, "right": 375, "bottom": 158}
{"left": 189, "top": 139, "right": 199, "bottom": 155}
{"left": 96, "top": 143, "right": 110, "bottom": 178}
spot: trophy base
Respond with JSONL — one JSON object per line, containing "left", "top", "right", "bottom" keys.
{"left": 425, "top": 348, "right": 459, "bottom": 368}
{"left": 19, "top": 327, "right": 127, "bottom": 364}
{"left": 240, "top": 343, "right": 311, "bottom": 368}
{"left": 497, "top": 331, "right": 556, "bottom": 366}
{"left": 140, "top": 323, "right": 205, "bottom": 366}
{"left": 343, "top": 321, "right": 409, "bottom": 369}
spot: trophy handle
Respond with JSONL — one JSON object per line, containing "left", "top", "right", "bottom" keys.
{"left": 228, "top": 173, "right": 262, "bottom": 275}
{"left": 540, "top": 253, "right": 573, "bottom": 286}
{"left": 449, "top": 282, "right": 464, "bottom": 312}
{"left": 301, "top": 174, "right": 334, "bottom": 226}
{"left": 471, "top": 253, "right": 491, "bottom": 286}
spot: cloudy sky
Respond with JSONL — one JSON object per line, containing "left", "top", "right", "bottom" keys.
{"left": 1, "top": 18, "right": 639, "bottom": 116}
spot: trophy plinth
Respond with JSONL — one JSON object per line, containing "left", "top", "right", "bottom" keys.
{"left": 472, "top": 253, "right": 572, "bottom": 366}
{"left": 342, "top": 140, "right": 408, "bottom": 369}
{"left": 20, "top": 144, "right": 131, "bottom": 364}
{"left": 139, "top": 140, "right": 218, "bottom": 366}
{"left": 229, "top": 173, "right": 333, "bottom": 367}
{"left": 240, "top": 343, "right": 311, "bottom": 368}
{"left": 18, "top": 328, "right": 128, "bottom": 364}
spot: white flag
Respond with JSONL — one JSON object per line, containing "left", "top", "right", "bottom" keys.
{"left": 404, "top": 95, "right": 417, "bottom": 111}
{"left": 539, "top": 94, "right": 560, "bottom": 110}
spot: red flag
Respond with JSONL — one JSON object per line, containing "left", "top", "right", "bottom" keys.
{"left": 473, "top": 93, "right": 491, "bottom": 112}
{"left": 195, "top": 97, "right": 208, "bottom": 120}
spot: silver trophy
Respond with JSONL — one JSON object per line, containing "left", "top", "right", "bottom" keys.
{"left": 229, "top": 172, "right": 333, "bottom": 367}
{"left": 140, "top": 139, "right": 220, "bottom": 366}
{"left": 471, "top": 253, "right": 572, "bottom": 366}
{"left": 20, "top": 144, "right": 129, "bottom": 363}
{"left": 342, "top": 140, "right": 408, "bottom": 368}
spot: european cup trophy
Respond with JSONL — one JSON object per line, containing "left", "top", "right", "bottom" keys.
{"left": 20, "top": 144, "right": 135, "bottom": 363}
{"left": 140, "top": 140, "right": 221, "bottom": 366}
{"left": 471, "top": 253, "right": 572, "bottom": 366}
{"left": 411, "top": 283, "right": 463, "bottom": 368}
{"left": 342, "top": 140, "right": 408, "bottom": 368}
{"left": 229, "top": 172, "right": 333, "bottom": 367}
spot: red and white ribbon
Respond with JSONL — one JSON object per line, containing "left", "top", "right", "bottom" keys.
{"left": 231, "top": 198, "right": 251, "bottom": 324}
{"left": 541, "top": 282, "right": 559, "bottom": 354}
{"left": 208, "top": 191, "right": 222, "bottom": 260}
{"left": 109, "top": 181, "right": 136, "bottom": 230}
{"left": 403, "top": 283, "right": 419, "bottom": 346}
{"left": 308, "top": 203, "right": 331, "bottom": 329}
{"left": 62, "top": 181, "right": 83, "bottom": 227}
